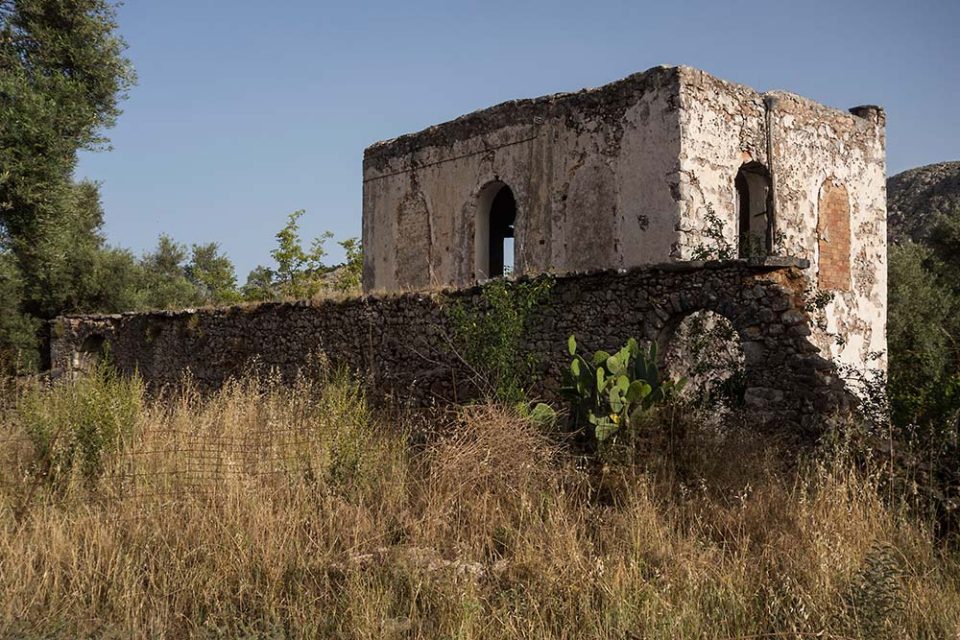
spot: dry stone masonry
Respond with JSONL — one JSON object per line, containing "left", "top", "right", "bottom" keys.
{"left": 51, "top": 259, "right": 851, "bottom": 439}
{"left": 51, "top": 65, "right": 887, "bottom": 437}
{"left": 363, "top": 65, "right": 886, "bottom": 379}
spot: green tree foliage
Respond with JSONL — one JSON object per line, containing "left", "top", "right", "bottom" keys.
{"left": 0, "top": 0, "right": 135, "bottom": 371}
{"left": 335, "top": 236, "right": 363, "bottom": 293}
{"left": 85, "top": 246, "right": 144, "bottom": 313}
{"left": 137, "top": 235, "right": 202, "bottom": 310}
{"left": 271, "top": 210, "right": 333, "bottom": 299}
{"left": 127, "top": 236, "right": 243, "bottom": 311}
{"left": 0, "top": 0, "right": 135, "bottom": 243}
{"left": 925, "top": 205, "right": 960, "bottom": 282}
{"left": 19, "top": 180, "right": 148, "bottom": 317}
{"left": 0, "top": 249, "right": 39, "bottom": 369}
{"left": 243, "top": 210, "right": 362, "bottom": 301}
{"left": 241, "top": 265, "right": 275, "bottom": 302}
{"left": 186, "top": 242, "right": 240, "bottom": 306}
{"left": 887, "top": 207, "right": 960, "bottom": 426}
{"left": 887, "top": 241, "right": 959, "bottom": 424}
{"left": 886, "top": 207, "right": 960, "bottom": 532}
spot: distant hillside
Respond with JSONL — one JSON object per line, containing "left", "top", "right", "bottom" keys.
{"left": 887, "top": 161, "right": 960, "bottom": 243}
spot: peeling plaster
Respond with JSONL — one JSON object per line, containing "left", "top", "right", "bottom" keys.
{"left": 361, "top": 65, "right": 886, "bottom": 379}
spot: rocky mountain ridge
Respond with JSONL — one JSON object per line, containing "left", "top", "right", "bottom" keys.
{"left": 887, "top": 161, "right": 960, "bottom": 243}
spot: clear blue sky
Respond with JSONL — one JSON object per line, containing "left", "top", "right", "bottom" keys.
{"left": 76, "top": 0, "right": 960, "bottom": 278}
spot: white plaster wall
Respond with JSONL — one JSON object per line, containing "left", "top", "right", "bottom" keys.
{"left": 362, "top": 65, "right": 887, "bottom": 380}
{"left": 675, "top": 68, "right": 887, "bottom": 376}
{"left": 675, "top": 67, "right": 768, "bottom": 259}
{"left": 361, "top": 68, "right": 684, "bottom": 293}
{"left": 617, "top": 91, "right": 683, "bottom": 266}
{"left": 769, "top": 95, "right": 887, "bottom": 375}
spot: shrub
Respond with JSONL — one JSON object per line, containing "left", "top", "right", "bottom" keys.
{"left": 1, "top": 374, "right": 958, "bottom": 638}
{"left": 17, "top": 363, "right": 143, "bottom": 488}
{"left": 690, "top": 206, "right": 735, "bottom": 260}
{"left": 448, "top": 277, "right": 552, "bottom": 403}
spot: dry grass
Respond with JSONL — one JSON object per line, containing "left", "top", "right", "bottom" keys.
{"left": 0, "top": 370, "right": 958, "bottom": 639}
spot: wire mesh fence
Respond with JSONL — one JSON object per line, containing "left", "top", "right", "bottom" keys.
{"left": 1, "top": 425, "right": 336, "bottom": 506}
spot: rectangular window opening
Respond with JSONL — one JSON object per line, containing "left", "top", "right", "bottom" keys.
{"left": 502, "top": 237, "right": 515, "bottom": 275}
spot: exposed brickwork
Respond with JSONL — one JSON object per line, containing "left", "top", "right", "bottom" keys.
{"left": 817, "top": 180, "right": 852, "bottom": 291}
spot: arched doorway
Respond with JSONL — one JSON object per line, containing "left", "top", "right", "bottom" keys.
{"left": 735, "top": 163, "right": 773, "bottom": 257}
{"left": 475, "top": 182, "right": 517, "bottom": 279}
{"left": 660, "top": 310, "right": 746, "bottom": 408}
{"left": 75, "top": 334, "right": 107, "bottom": 373}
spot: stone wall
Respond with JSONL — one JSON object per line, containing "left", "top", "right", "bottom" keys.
{"left": 674, "top": 67, "right": 887, "bottom": 376}
{"left": 51, "top": 259, "right": 854, "bottom": 442}
{"left": 362, "top": 66, "right": 887, "bottom": 381}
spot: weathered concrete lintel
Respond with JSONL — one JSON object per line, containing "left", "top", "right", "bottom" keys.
{"left": 629, "top": 255, "right": 810, "bottom": 272}
{"left": 459, "top": 256, "right": 810, "bottom": 292}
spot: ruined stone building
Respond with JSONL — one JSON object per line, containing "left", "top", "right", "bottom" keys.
{"left": 363, "top": 65, "right": 887, "bottom": 375}
{"left": 50, "top": 66, "right": 887, "bottom": 433}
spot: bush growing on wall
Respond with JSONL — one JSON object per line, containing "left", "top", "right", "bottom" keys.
{"left": 448, "top": 277, "right": 552, "bottom": 404}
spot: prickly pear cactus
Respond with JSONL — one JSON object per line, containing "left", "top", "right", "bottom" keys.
{"left": 562, "top": 335, "right": 684, "bottom": 443}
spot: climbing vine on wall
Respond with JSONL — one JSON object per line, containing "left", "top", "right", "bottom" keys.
{"left": 691, "top": 207, "right": 736, "bottom": 261}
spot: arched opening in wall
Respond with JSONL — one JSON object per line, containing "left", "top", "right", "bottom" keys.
{"left": 660, "top": 310, "right": 746, "bottom": 408}
{"left": 475, "top": 181, "right": 517, "bottom": 279}
{"left": 75, "top": 334, "right": 107, "bottom": 374}
{"left": 735, "top": 163, "right": 773, "bottom": 258}
{"left": 817, "top": 179, "right": 851, "bottom": 291}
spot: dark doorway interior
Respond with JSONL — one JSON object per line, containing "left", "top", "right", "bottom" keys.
{"left": 488, "top": 186, "right": 516, "bottom": 277}
{"left": 736, "top": 171, "right": 751, "bottom": 242}
{"left": 735, "top": 162, "right": 773, "bottom": 257}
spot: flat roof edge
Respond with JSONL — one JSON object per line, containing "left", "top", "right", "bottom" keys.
{"left": 363, "top": 64, "right": 681, "bottom": 170}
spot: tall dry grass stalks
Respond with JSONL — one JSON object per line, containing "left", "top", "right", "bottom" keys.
{"left": 0, "top": 370, "right": 958, "bottom": 638}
